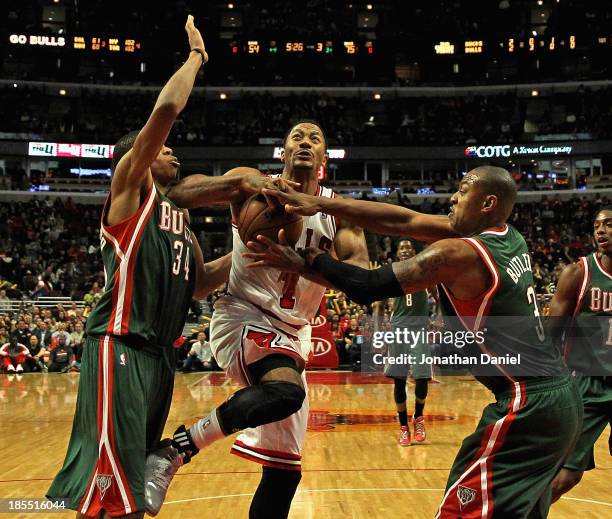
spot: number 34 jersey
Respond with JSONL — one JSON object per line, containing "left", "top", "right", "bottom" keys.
{"left": 86, "top": 183, "right": 196, "bottom": 349}
{"left": 228, "top": 185, "right": 338, "bottom": 328}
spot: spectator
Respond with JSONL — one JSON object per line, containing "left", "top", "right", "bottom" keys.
{"left": 26, "top": 334, "right": 47, "bottom": 372}
{"left": 52, "top": 323, "right": 71, "bottom": 346}
{"left": 48, "top": 334, "right": 74, "bottom": 373}
{"left": 181, "top": 332, "right": 215, "bottom": 372}
{"left": 342, "top": 318, "right": 364, "bottom": 369}
{"left": 0, "top": 289, "right": 10, "bottom": 312}
{"left": 1, "top": 334, "right": 29, "bottom": 373}
{"left": 14, "top": 319, "right": 32, "bottom": 345}
{"left": 70, "top": 321, "right": 85, "bottom": 364}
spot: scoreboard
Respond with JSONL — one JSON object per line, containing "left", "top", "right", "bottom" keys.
{"left": 72, "top": 36, "right": 141, "bottom": 53}
{"left": 229, "top": 40, "right": 374, "bottom": 55}
{"left": 431, "top": 34, "right": 612, "bottom": 56}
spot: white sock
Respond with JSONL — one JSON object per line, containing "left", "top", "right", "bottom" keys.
{"left": 189, "top": 408, "right": 226, "bottom": 450}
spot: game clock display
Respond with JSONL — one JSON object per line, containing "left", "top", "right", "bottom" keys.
{"left": 229, "top": 40, "right": 374, "bottom": 55}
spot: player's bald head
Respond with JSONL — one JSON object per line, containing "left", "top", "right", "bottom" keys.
{"left": 467, "top": 166, "right": 517, "bottom": 221}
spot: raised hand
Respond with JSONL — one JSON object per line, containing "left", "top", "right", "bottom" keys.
{"left": 185, "top": 15, "right": 208, "bottom": 64}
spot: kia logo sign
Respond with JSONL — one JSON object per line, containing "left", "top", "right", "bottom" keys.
{"left": 310, "top": 315, "right": 327, "bottom": 328}
{"left": 311, "top": 338, "right": 333, "bottom": 356}
{"left": 465, "top": 145, "right": 511, "bottom": 158}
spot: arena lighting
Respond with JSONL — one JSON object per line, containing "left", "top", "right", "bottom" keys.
{"left": 12, "top": 83, "right": 17, "bottom": 88}
{"left": 537, "top": 0, "right": 543, "bottom": 4}
{"left": 59, "top": 89, "right": 66, "bottom": 95}
{"left": 228, "top": 3, "right": 234, "bottom": 8}
{"left": 219, "top": 93, "right": 227, "bottom": 99}
{"left": 272, "top": 147, "right": 346, "bottom": 159}
{"left": 373, "top": 93, "right": 381, "bottom": 100}
{"left": 531, "top": 89, "right": 539, "bottom": 96}
{"left": 366, "top": 4, "right": 373, "bottom": 10}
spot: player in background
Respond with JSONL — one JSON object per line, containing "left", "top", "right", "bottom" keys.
{"left": 373, "top": 239, "right": 433, "bottom": 446}
{"left": 145, "top": 120, "right": 369, "bottom": 519}
{"left": 550, "top": 207, "right": 612, "bottom": 502}
{"left": 47, "top": 17, "right": 273, "bottom": 519}
{"left": 247, "top": 166, "right": 582, "bottom": 518}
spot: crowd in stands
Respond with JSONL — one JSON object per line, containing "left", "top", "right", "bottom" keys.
{"left": 0, "top": 302, "right": 86, "bottom": 373}
{"left": 4, "top": 85, "right": 612, "bottom": 147}
{"left": 0, "top": 191, "right": 606, "bottom": 372}
{"left": 0, "top": 197, "right": 104, "bottom": 302}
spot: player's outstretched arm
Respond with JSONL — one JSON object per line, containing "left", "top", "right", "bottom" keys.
{"left": 244, "top": 235, "right": 475, "bottom": 305}
{"left": 548, "top": 261, "right": 582, "bottom": 351}
{"left": 109, "top": 15, "right": 206, "bottom": 223}
{"left": 262, "top": 186, "right": 457, "bottom": 243}
{"left": 164, "top": 167, "right": 299, "bottom": 209}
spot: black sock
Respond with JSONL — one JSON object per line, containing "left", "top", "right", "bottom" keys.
{"left": 414, "top": 402, "right": 425, "bottom": 418}
{"left": 250, "top": 467, "right": 302, "bottom": 519}
{"left": 398, "top": 409, "right": 408, "bottom": 427}
{"left": 414, "top": 378, "right": 428, "bottom": 418}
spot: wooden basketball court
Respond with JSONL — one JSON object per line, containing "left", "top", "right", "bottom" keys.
{"left": 1, "top": 371, "right": 609, "bottom": 518}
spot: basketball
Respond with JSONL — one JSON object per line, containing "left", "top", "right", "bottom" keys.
{"left": 237, "top": 193, "right": 303, "bottom": 246}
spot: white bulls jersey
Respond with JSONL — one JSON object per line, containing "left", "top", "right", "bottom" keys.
{"left": 227, "top": 185, "right": 339, "bottom": 328}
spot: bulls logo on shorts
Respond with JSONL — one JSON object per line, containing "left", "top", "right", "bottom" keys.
{"left": 457, "top": 485, "right": 477, "bottom": 509}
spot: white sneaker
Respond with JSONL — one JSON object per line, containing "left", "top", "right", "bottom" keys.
{"left": 7, "top": 364, "right": 15, "bottom": 373}
{"left": 16, "top": 364, "right": 23, "bottom": 373}
{"left": 144, "top": 442, "right": 185, "bottom": 516}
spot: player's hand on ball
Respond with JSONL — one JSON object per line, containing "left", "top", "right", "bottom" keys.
{"left": 185, "top": 15, "right": 208, "bottom": 64}
{"left": 243, "top": 229, "right": 307, "bottom": 273}
{"left": 240, "top": 176, "right": 300, "bottom": 210}
{"left": 261, "top": 185, "right": 321, "bottom": 216}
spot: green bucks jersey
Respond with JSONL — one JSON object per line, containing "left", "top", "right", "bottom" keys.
{"left": 439, "top": 224, "right": 566, "bottom": 391}
{"left": 564, "top": 253, "right": 612, "bottom": 375}
{"left": 391, "top": 290, "right": 429, "bottom": 327}
{"left": 86, "top": 183, "right": 196, "bottom": 349}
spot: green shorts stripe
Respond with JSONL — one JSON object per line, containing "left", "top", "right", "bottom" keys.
{"left": 46, "top": 335, "right": 175, "bottom": 517}
{"left": 436, "top": 376, "right": 582, "bottom": 519}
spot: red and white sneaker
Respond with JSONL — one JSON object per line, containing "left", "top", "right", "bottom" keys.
{"left": 399, "top": 425, "right": 411, "bottom": 446}
{"left": 413, "top": 416, "right": 426, "bottom": 443}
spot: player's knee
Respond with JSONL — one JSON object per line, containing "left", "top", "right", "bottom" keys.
{"left": 218, "top": 381, "right": 306, "bottom": 432}
{"left": 552, "top": 469, "right": 583, "bottom": 500}
{"left": 262, "top": 380, "right": 306, "bottom": 417}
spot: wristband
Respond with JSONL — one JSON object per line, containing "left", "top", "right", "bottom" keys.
{"left": 190, "top": 48, "right": 206, "bottom": 64}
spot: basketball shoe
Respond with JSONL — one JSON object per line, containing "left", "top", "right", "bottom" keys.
{"left": 145, "top": 426, "right": 198, "bottom": 516}
{"left": 413, "top": 416, "right": 426, "bottom": 443}
{"left": 399, "top": 425, "right": 411, "bottom": 446}
{"left": 144, "top": 440, "right": 186, "bottom": 516}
